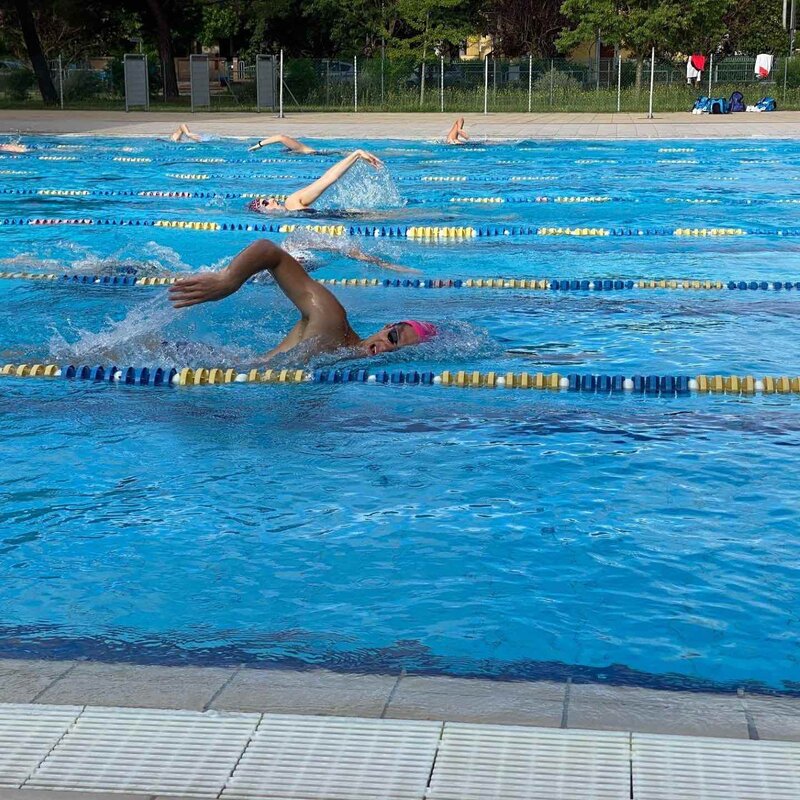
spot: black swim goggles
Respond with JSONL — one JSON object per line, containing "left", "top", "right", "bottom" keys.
{"left": 387, "top": 323, "right": 405, "bottom": 346}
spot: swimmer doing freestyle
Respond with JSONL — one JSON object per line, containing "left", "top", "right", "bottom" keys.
{"left": 169, "top": 239, "right": 437, "bottom": 362}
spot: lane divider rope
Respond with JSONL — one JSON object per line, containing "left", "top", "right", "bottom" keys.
{"left": 3, "top": 363, "right": 800, "bottom": 396}
{"left": 3, "top": 218, "right": 770, "bottom": 238}
{"left": 1, "top": 272, "right": 798, "bottom": 292}
{"left": 9, "top": 188, "right": 800, "bottom": 206}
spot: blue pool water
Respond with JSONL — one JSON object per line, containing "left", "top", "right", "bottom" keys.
{"left": 1, "top": 135, "right": 799, "bottom": 693}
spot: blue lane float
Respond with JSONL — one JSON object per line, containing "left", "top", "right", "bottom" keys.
{"left": 0, "top": 271, "right": 798, "bottom": 293}
{"left": 1, "top": 363, "right": 799, "bottom": 397}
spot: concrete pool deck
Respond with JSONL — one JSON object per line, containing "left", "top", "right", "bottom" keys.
{"left": 5, "top": 110, "right": 800, "bottom": 140}
{"left": 0, "top": 658, "right": 798, "bottom": 740}
{"left": 0, "top": 659, "right": 799, "bottom": 799}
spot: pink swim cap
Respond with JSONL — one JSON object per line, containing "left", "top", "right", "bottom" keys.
{"left": 401, "top": 320, "right": 438, "bottom": 343}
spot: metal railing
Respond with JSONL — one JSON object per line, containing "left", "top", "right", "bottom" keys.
{"left": 0, "top": 53, "right": 792, "bottom": 111}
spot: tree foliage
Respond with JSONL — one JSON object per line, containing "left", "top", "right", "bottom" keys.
{"left": 557, "top": 0, "right": 735, "bottom": 86}
{"left": 1, "top": 0, "right": 792, "bottom": 104}
{"left": 484, "top": 0, "right": 566, "bottom": 57}
{"left": 722, "top": 0, "right": 788, "bottom": 56}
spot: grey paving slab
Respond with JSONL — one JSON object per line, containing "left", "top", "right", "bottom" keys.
{"left": 397, "top": 674, "right": 566, "bottom": 701}
{"left": 0, "top": 793, "right": 153, "bottom": 800}
{"left": 34, "top": 662, "right": 234, "bottom": 711}
{"left": 0, "top": 660, "right": 76, "bottom": 704}
{"left": 752, "top": 713, "right": 800, "bottom": 741}
{"left": 385, "top": 676, "right": 565, "bottom": 726}
{"left": 209, "top": 668, "right": 397, "bottom": 716}
{"left": 745, "top": 694, "right": 800, "bottom": 741}
{"left": 5, "top": 109, "right": 800, "bottom": 139}
{"left": 568, "top": 683, "right": 750, "bottom": 738}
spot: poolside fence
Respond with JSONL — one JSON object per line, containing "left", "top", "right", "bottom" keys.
{"left": 0, "top": 53, "right": 796, "bottom": 113}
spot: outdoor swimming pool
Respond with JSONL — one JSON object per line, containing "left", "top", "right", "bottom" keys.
{"left": 0, "top": 135, "right": 798, "bottom": 694}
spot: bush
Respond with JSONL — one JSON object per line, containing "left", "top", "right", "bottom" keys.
{"left": 231, "top": 80, "right": 256, "bottom": 103}
{"left": 63, "top": 70, "right": 106, "bottom": 101}
{"left": 532, "top": 68, "right": 582, "bottom": 93}
{"left": 285, "top": 59, "right": 317, "bottom": 102}
{"left": 784, "top": 57, "right": 800, "bottom": 89}
{"left": 3, "top": 69, "right": 35, "bottom": 100}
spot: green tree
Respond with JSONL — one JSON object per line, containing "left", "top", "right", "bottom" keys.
{"left": 389, "top": 0, "right": 478, "bottom": 59}
{"left": 484, "top": 0, "right": 566, "bottom": 57}
{"left": 7, "top": 0, "right": 58, "bottom": 103}
{"left": 558, "top": 0, "right": 732, "bottom": 88}
{"left": 723, "top": 0, "right": 787, "bottom": 55}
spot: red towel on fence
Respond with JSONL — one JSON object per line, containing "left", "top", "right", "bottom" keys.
{"left": 690, "top": 54, "right": 706, "bottom": 72}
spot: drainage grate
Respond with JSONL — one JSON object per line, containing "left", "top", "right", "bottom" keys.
{"left": 426, "top": 722, "right": 631, "bottom": 799}
{"left": 223, "top": 713, "right": 443, "bottom": 799}
{"left": 0, "top": 704, "right": 81, "bottom": 787}
{"left": 26, "top": 706, "right": 260, "bottom": 797}
{"left": 632, "top": 732, "right": 800, "bottom": 799}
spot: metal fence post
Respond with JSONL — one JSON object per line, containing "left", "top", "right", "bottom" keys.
{"left": 549, "top": 58, "right": 554, "bottom": 106}
{"left": 708, "top": 53, "right": 713, "bottom": 96}
{"left": 483, "top": 55, "right": 489, "bottom": 114}
{"left": 58, "top": 54, "right": 64, "bottom": 109}
{"left": 354, "top": 55, "right": 358, "bottom": 112}
{"left": 784, "top": 55, "right": 789, "bottom": 102}
{"left": 440, "top": 55, "right": 444, "bottom": 112}
{"left": 527, "top": 55, "right": 532, "bottom": 112}
{"left": 647, "top": 46, "right": 655, "bottom": 118}
{"left": 279, "top": 49, "right": 284, "bottom": 118}
{"left": 617, "top": 51, "right": 622, "bottom": 112}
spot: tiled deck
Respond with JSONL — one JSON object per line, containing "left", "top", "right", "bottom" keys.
{"left": 5, "top": 110, "right": 800, "bottom": 140}
{"left": 0, "top": 660, "right": 798, "bottom": 797}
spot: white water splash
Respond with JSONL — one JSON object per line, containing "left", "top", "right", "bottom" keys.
{"left": 322, "top": 161, "right": 404, "bottom": 210}
{"left": 47, "top": 296, "right": 252, "bottom": 367}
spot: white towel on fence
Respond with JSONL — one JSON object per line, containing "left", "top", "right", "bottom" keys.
{"left": 755, "top": 54, "right": 774, "bottom": 78}
{"left": 686, "top": 58, "right": 701, "bottom": 82}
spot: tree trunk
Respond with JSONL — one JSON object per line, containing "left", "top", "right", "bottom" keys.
{"left": 144, "top": 0, "right": 179, "bottom": 100}
{"left": 635, "top": 55, "right": 644, "bottom": 91}
{"left": 13, "top": 0, "right": 58, "bottom": 105}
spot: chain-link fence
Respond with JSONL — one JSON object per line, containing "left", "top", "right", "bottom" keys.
{"left": 0, "top": 53, "right": 797, "bottom": 111}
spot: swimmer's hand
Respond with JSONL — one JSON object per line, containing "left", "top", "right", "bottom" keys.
{"left": 169, "top": 271, "right": 240, "bottom": 308}
{"left": 355, "top": 149, "right": 383, "bottom": 169}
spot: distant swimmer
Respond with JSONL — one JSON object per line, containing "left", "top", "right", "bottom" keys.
{"left": 169, "top": 123, "right": 203, "bottom": 143}
{"left": 249, "top": 134, "right": 316, "bottom": 154}
{"left": 169, "top": 239, "right": 437, "bottom": 363}
{"left": 445, "top": 118, "right": 469, "bottom": 145}
{"left": 0, "top": 142, "right": 29, "bottom": 153}
{"left": 248, "top": 148, "right": 383, "bottom": 213}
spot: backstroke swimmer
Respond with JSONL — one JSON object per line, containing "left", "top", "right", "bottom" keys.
{"left": 169, "top": 239, "right": 436, "bottom": 362}
{"left": 248, "top": 148, "right": 383, "bottom": 213}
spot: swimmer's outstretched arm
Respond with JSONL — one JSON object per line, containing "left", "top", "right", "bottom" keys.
{"left": 169, "top": 240, "right": 354, "bottom": 361}
{"left": 169, "top": 239, "right": 344, "bottom": 319}
{"left": 284, "top": 149, "right": 383, "bottom": 210}
{"left": 342, "top": 244, "right": 421, "bottom": 274}
{"left": 303, "top": 238, "right": 420, "bottom": 274}
{"left": 249, "top": 135, "right": 315, "bottom": 154}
